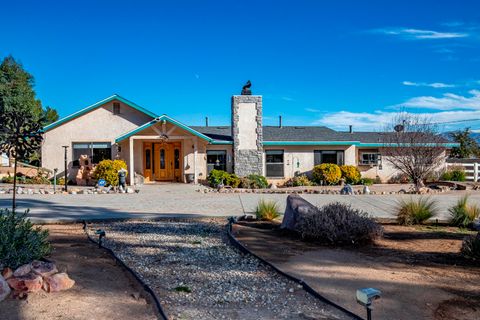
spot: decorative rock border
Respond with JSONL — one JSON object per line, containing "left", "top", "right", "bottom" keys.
{"left": 0, "top": 186, "right": 139, "bottom": 195}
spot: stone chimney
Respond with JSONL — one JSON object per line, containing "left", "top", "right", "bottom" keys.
{"left": 231, "top": 95, "right": 263, "bottom": 176}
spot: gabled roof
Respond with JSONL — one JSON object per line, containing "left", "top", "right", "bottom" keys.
{"left": 43, "top": 94, "right": 158, "bottom": 132}
{"left": 115, "top": 115, "right": 220, "bottom": 143}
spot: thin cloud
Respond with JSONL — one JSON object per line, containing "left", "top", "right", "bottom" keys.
{"left": 315, "top": 110, "right": 480, "bottom": 131}
{"left": 402, "top": 81, "right": 455, "bottom": 88}
{"left": 281, "top": 96, "right": 294, "bottom": 101}
{"left": 305, "top": 108, "right": 321, "bottom": 113}
{"left": 397, "top": 89, "right": 480, "bottom": 111}
{"left": 374, "top": 27, "right": 468, "bottom": 39}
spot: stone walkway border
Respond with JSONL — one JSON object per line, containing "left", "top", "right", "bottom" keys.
{"left": 82, "top": 221, "right": 169, "bottom": 320}
{"left": 226, "top": 217, "right": 364, "bottom": 320}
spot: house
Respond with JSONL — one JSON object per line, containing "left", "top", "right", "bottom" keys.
{"left": 41, "top": 91, "right": 456, "bottom": 185}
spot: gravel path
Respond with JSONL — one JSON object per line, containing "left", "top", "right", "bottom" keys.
{"left": 87, "top": 218, "right": 354, "bottom": 320}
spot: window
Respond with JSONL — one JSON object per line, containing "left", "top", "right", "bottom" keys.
{"left": 113, "top": 102, "right": 121, "bottom": 115}
{"left": 160, "top": 149, "right": 165, "bottom": 169}
{"left": 314, "top": 150, "right": 344, "bottom": 166}
{"left": 360, "top": 153, "right": 381, "bottom": 166}
{"left": 207, "top": 150, "right": 227, "bottom": 174}
{"left": 266, "top": 150, "right": 284, "bottom": 177}
{"left": 174, "top": 149, "right": 180, "bottom": 169}
{"left": 72, "top": 142, "right": 112, "bottom": 167}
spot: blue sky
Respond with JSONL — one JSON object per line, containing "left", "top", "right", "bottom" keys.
{"left": 2, "top": 0, "right": 480, "bottom": 131}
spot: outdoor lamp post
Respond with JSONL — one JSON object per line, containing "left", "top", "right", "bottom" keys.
{"left": 62, "top": 145, "right": 69, "bottom": 192}
{"left": 356, "top": 288, "right": 381, "bottom": 320}
{"left": 53, "top": 168, "right": 58, "bottom": 193}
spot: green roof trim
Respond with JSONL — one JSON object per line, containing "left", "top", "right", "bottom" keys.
{"left": 43, "top": 94, "right": 158, "bottom": 132}
{"left": 115, "top": 115, "right": 214, "bottom": 143}
{"left": 357, "top": 142, "right": 460, "bottom": 148}
{"left": 210, "top": 140, "right": 233, "bottom": 145}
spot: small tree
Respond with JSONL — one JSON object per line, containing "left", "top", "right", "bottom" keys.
{"left": 449, "top": 128, "right": 479, "bottom": 158}
{"left": 0, "top": 110, "right": 43, "bottom": 211}
{"left": 382, "top": 113, "right": 446, "bottom": 191}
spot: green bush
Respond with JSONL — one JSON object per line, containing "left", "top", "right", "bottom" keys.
{"left": 92, "top": 159, "right": 128, "bottom": 186}
{"left": 0, "top": 209, "right": 51, "bottom": 269}
{"left": 295, "top": 202, "right": 383, "bottom": 245}
{"left": 1, "top": 174, "right": 51, "bottom": 185}
{"left": 461, "top": 232, "right": 480, "bottom": 260}
{"left": 241, "top": 174, "right": 268, "bottom": 189}
{"left": 441, "top": 167, "right": 466, "bottom": 182}
{"left": 255, "top": 199, "right": 280, "bottom": 221}
{"left": 340, "top": 165, "right": 361, "bottom": 184}
{"left": 449, "top": 195, "right": 480, "bottom": 227}
{"left": 312, "top": 163, "right": 342, "bottom": 185}
{"left": 284, "top": 174, "right": 312, "bottom": 187}
{"left": 207, "top": 170, "right": 240, "bottom": 188}
{"left": 359, "top": 177, "right": 374, "bottom": 186}
{"left": 396, "top": 197, "right": 437, "bottom": 225}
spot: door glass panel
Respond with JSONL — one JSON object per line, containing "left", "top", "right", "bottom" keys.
{"left": 174, "top": 149, "right": 180, "bottom": 169}
{"left": 145, "top": 149, "right": 151, "bottom": 169}
{"left": 160, "top": 149, "right": 165, "bottom": 169}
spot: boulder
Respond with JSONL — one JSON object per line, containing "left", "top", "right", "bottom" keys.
{"left": 31, "top": 260, "right": 58, "bottom": 277}
{"left": 363, "top": 185, "right": 370, "bottom": 195}
{"left": 2, "top": 268, "right": 13, "bottom": 280}
{"left": 126, "top": 187, "right": 134, "bottom": 194}
{"left": 0, "top": 275, "right": 10, "bottom": 301}
{"left": 13, "top": 264, "right": 32, "bottom": 277}
{"left": 43, "top": 273, "right": 75, "bottom": 292}
{"left": 7, "top": 272, "right": 43, "bottom": 293}
{"left": 281, "top": 194, "right": 318, "bottom": 231}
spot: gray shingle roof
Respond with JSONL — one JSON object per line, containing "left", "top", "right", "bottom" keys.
{"left": 189, "top": 126, "right": 449, "bottom": 144}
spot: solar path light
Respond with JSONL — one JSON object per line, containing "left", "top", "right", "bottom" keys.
{"left": 356, "top": 288, "right": 381, "bottom": 320}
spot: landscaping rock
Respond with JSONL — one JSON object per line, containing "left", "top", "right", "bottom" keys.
{"left": 363, "top": 185, "right": 370, "bottom": 194}
{"left": 126, "top": 187, "right": 134, "bottom": 194}
{"left": 7, "top": 272, "right": 43, "bottom": 293}
{"left": 0, "top": 275, "right": 11, "bottom": 301}
{"left": 43, "top": 273, "right": 75, "bottom": 292}
{"left": 281, "top": 194, "right": 318, "bottom": 231}
{"left": 2, "top": 268, "right": 13, "bottom": 280}
{"left": 13, "top": 264, "right": 32, "bottom": 277}
{"left": 31, "top": 260, "right": 58, "bottom": 277}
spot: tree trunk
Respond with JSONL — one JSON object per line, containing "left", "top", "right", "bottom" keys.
{"left": 415, "top": 179, "right": 425, "bottom": 193}
{"left": 12, "top": 156, "right": 17, "bottom": 212}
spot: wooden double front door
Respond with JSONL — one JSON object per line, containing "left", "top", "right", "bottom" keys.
{"left": 143, "top": 142, "right": 182, "bottom": 182}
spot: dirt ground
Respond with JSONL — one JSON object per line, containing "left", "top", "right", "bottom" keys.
{"left": 0, "top": 224, "right": 157, "bottom": 320}
{"left": 233, "top": 223, "right": 480, "bottom": 320}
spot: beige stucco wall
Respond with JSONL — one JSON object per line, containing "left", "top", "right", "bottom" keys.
{"left": 41, "top": 100, "right": 153, "bottom": 180}
{"left": 262, "top": 145, "right": 356, "bottom": 183}
{"left": 236, "top": 102, "right": 258, "bottom": 150}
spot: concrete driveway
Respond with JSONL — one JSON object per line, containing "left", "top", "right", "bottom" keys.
{"left": 0, "top": 183, "right": 477, "bottom": 223}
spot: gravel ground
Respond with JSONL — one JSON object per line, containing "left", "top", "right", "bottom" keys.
{"left": 87, "top": 218, "right": 353, "bottom": 320}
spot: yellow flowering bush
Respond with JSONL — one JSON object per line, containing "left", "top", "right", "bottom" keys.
{"left": 340, "top": 165, "right": 361, "bottom": 184}
{"left": 92, "top": 159, "right": 128, "bottom": 186}
{"left": 312, "top": 163, "right": 341, "bottom": 185}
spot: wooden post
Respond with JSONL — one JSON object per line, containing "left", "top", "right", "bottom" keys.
{"left": 474, "top": 162, "right": 478, "bottom": 182}
{"left": 193, "top": 138, "right": 198, "bottom": 184}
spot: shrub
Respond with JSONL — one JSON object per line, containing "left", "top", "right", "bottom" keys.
{"left": 241, "top": 174, "right": 268, "bottom": 189}
{"left": 295, "top": 202, "right": 382, "bottom": 245}
{"left": 461, "top": 232, "right": 480, "bottom": 260}
{"left": 92, "top": 159, "right": 128, "bottom": 186}
{"left": 359, "top": 177, "right": 374, "bottom": 186}
{"left": 312, "top": 163, "right": 341, "bottom": 185}
{"left": 284, "top": 174, "right": 312, "bottom": 187}
{"left": 207, "top": 170, "right": 241, "bottom": 188}
{"left": 396, "top": 197, "right": 437, "bottom": 225}
{"left": 340, "top": 165, "right": 361, "bottom": 184}
{"left": 255, "top": 199, "right": 280, "bottom": 221}
{"left": 0, "top": 209, "right": 51, "bottom": 269}
{"left": 449, "top": 195, "right": 480, "bottom": 227}
{"left": 441, "top": 167, "right": 466, "bottom": 182}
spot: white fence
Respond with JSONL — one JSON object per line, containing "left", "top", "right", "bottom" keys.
{"left": 446, "top": 162, "right": 479, "bottom": 182}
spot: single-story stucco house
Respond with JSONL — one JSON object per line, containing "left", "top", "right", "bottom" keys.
{"left": 41, "top": 91, "right": 456, "bottom": 185}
